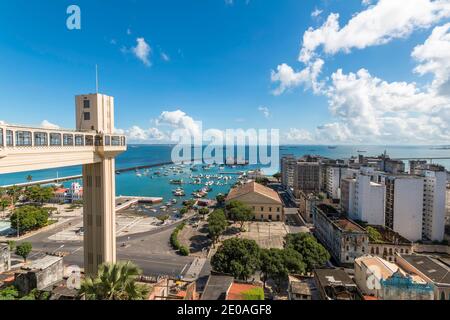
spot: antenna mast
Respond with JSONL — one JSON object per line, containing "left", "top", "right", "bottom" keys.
{"left": 95, "top": 64, "right": 99, "bottom": 93}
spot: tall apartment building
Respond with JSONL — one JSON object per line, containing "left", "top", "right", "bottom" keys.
{"left": 326, "top": 166, "right": 349, "bottom": 200}
{"left": 293, "top": 161, "right": 322, "bottom": 197}
{"left": 446, "top": 183, "right": 450, "bottom": 225}
{"left": 340, "top": 168, "right": 385, "bottom": 226}
{"left": 280, "top": 155, "right": 296, "bottom": 189}
{"left": 384, "top": 175, "right": 424, "bottom": 242}
{"left": 420, "top": 169, "right": 447, "bottom": 241}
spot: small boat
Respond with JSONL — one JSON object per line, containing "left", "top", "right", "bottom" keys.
{"left": 357, "top": 150, "right": 367, "bottom": 153}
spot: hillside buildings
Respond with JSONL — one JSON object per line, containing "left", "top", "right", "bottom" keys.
{"left": 312, "top": 203, "right": 368, "bottom": 266}
{"left": 226, "top": 182, "right": 284, "bottom": 222}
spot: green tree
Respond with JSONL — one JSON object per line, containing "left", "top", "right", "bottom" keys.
{"left": 15, "top": 242, "right": 32, "bottom": 262}
{"left": 255, "top": 177, "right": 270, "bottom": 186}
{"left": 179, "top": 207, "right": 189, "bottom": 216}
{"left": 367, "top": 226, "right": 383, "bottom": 244}
{"left": 157, "top": 214, "right": 170, "bottom": 223}
{"left": 6, "top": 186, "right": 22, "bottom": 209}
{"left": 25, "top": 186, "right": 53, "bottom": 205}
{"left": 0, "top": 286, "right": 19, "bottom": 300}
{"left": 26, "top": 175, "right": 33, "bottom": 183}
{"left": 216, "top": 194, "right": 226, "bottom": 206}
{"left": 211, "top": 238, "right": 261, "bottom": 281}
{"left": 80, "top": 261, "right": 150, "bottom": 300}
{"left": 10, "top": 206, "right": 50, "bottom": 234}
{"left": 207, "top": 209, "right": 228, "bottom": 243}
{"left": 228, "top": 202, "right": 254, "bottom": 230}
{"left": 199, "top": 208, "right": 210, "bottom": 217}
{"left": 7, "top": 241, "right": 16, "bottom": 252}
{"left": 0, "top": 198, "right": 10, "bottom": 217}
{"left": 285, "top": 233, "right": 330, "bottom": 273}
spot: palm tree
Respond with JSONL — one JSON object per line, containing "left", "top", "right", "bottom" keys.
{"left": 0, "top": 198, "right": 10, "bottom": 218}
{"left": 80, "top": 261, "right": 150, "bottom": 300}
{"left": 26, "top": 175, "right": 33, "bottom": 183}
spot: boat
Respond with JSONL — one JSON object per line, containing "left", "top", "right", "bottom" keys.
{"left": 328, "top": 146, "right": 337, "bottom": 149}
{"left": 170, "top": 179, "right": 184, "bottom": 185}
{"left": 357, "top": 150, "right": 367, "bottom": 153}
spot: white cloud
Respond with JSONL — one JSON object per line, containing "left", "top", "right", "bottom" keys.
{"left": 0, "top": 120, "right": 6, "bottom": 125}
{"left": 157, "top": 110, "right": 202, "bottom": 138}
{"left": 311, "top": 8, "right": 323, "bottom": 18}
{"left": 285, "top": 128, "right": 314, "bottom": 142}
{"left": 125, "top": 126, "right": 166, "bottom": 142}
{"left": 40, "top": 120, "right": 60, "bottom": 129}
{"left": 271, "top": 59, "right": 324, "bottom": 95}
{"left": 132, "top": 38, "right": 152, "bottom": 66}
{"left": 258, "top": 106, "right": 270, "bottom": 118}
{"left": 412, "top": 23, "right": 450, "bottom": 96}
{"left": 299, "top": 0, "right": 450, "bottom": 63}
{"left": 161, "top": 52, "right": 170, "bottom": 62}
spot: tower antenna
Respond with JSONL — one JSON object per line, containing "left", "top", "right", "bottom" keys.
{"left": 95, "top": 64, "right": 99, "bottom": 93}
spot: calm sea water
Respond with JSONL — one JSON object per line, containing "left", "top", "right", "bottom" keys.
{"left": 0, "top": 145, "right": 448, "bottom": 204}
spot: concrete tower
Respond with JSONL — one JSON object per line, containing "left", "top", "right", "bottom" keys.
{"left": 76, "top": 93, "right": 119, "bottom": 275}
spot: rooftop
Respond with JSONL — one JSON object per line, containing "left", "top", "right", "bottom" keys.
{"left": 314, "top": 269, "right": 356, "bottom": 288}
{"left": 400, "top": 254, "right": 450, "bottom": 285}
{"left": 226, "top": 182, "right": 282, "bottom": 204}
{"left": 226, "top": 283, "right": 262, "bottom": 300}
{"left": 367, "top": 225, "right": 411, "bottom": 245}
{"left": 355, "top": 256, "right": 398, "bottom": 279}
{"left": 201, "top": 275, "right": 234, "bottom": 300}
{"left": 21, "top": 255, "right": 62, "bottom": 272}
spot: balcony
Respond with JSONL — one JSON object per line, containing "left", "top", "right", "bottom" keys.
{"left": 0, "top": 124, "right": 127, "bottom": 174}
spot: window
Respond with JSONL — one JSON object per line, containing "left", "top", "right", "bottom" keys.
{"left": 84, "top": 112, "right": 91, "bottom": 121}
{"left": 83, "top": 100, "right": 90, "bottom": 108}
{"left": 6, "top": 130, "right": 13, "bottom": 146}
{"left": 95, "top": 135, "right": 103, "bottom": 146}
{"left": 277, "top": 207, "right": 280, "bottom": 212}
{"left": 16, "top": 131, "right": 32, "bottom": 146}
{"left": 63, "top": 134, "right": 74, "bottom": 146}
{"left": 85, "top": 135, "right": 94, "bottom": 146}
{"left": 50, "top": 133, "right": 62, "bottom": 146}
{"left": 0, "top": 129, "right": 3, "bottom": 147}
{"left": 75, "top": 135, "right": 84, "bottom": 146}
{"left": 111, "top": 136, "right": 121, "bottom": 146}
{"left": 269, "top": 207, "right": 272, "bottom": 212}
{"left": 34, "top": 132, "right": 48, "bottom": 146}
{"left": 277, "top": 215, "right": 280, "bottom": 221}
{"left": 121, "top": 136, "right": 126, "bottom": 146}
{"left": 261, "top": 207, "right": 264, "bottom": 212}
{"left": 105, "top": 136, "right": 111, "bottom": 146}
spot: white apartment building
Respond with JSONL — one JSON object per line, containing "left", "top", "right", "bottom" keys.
{"left": 384, "top": 175, "right": 424, "bottom": 242}
{"left": 342, "top": 168, "right": 385, "bottom": 226}
{"left": 281, "top": 155, "right": 296, "bottom": 189}
{"left": 421, "top": 170, "right": 446, "bottom": 241}
{"left": 326, "top": 166, "right": 349, "bottom": 200}
{"left": 446, "top": 184, "right": 450, "bottom": 225}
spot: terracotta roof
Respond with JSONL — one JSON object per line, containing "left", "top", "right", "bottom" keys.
{"left": 226, "top": 182, "right": 281, "bottom": 204}
{"left": 226, "top": 283, "right": 262, "bottom": 300}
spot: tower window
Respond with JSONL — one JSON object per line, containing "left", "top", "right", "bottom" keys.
{"left": 84, "top": 112, "right": 91, "bottom": 121}
{"left": 83, "top": 100, "right": 90, "bottom": 109}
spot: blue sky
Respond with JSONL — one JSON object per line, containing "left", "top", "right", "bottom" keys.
{"left": 0, "top": 0, "right": 449, "bottom": 144}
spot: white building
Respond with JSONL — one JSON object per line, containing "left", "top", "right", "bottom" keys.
{"left": 281, "top": 155, "right": 296, "bottom": 189}
{"left": 343, "top": 168, "right": 385, "bottom": 226}
{"left": 421, "top": 170, "right": 446, "bottom": 241}
{"left": 326, "top": 166, "right": 349, "bottom": 200}
{"left": 384, "top": 175, "right": 424, "bottom": 242}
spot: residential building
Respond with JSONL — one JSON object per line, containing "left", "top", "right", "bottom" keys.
{"left": 280, "top": 155, "right": 296, "bottom": 189}
{"left": 409, "top": 160, "right": 428, "bottom": 175}
{"left": 396, "top": 254, "right": 450, "bottom": 300}
{"left": 446, "top": 183, "right": 450, "bottom": 226}
{"left": 352, "top": 168, "right": 386, "bottom": 226}
{"left": 14, "top": 255, "right": 64, "bottom": 295}
{"left": 51, "top": 182, "right": 83, "bottom": 204}
{"left": 293, "top": 160, "right": 322, "bottom": 197}
{"left": 288, "top": 275, "right": 319, "bottom": 300}
{"left": 326, "top": 166, "right": 349, "bottom": 200}
{"left": 298, "top": 190, "right": 318, "bottom": 224}
{"left": 340, "top": 177, "right": 356, "bottom": 216}
{"left": 0, "top": 244, "right": 11, "bottom": 273}
{"left": 384, "top": 175, "right": 424, "bottom": 242}
{"left": 367, "top": 225, "right": 413, "bottom": 263}
{"left": 313, "top": 269, "right": 361, "bottom": 300}
{"left": 420, "top": 169, "right": 447, "bottom": 241}
{"left": 354, "top": 255, "right": 433, "bottom": 300}
{"left": 312, "top": 203, "right": 369, "bottom": 266}
{"left": 226, "top": 182, "right": 284, "bottom": 222}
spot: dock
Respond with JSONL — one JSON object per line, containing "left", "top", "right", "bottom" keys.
{"left": 116, "top": 196, "right": 164, "bottom": 212}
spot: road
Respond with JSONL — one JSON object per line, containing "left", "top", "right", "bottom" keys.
{"left": 16, "top": 217, "right": 211, "bottom": 279}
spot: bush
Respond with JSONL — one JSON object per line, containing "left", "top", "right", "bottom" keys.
{"left": 170, "top": 223, "right": 189, "bottom": 256}
{"left": 242, "top": 287, "right": 265, "bottom": 300}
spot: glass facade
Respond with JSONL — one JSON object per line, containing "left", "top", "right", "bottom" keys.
{"left": 16, "top": 131, "right": 32, "bottom": 146}
{"left": 111, "top": 136, "right": 121, "bottom": 146}
{"left": 85, "top": 135, "right": 94, "bottom": 146}
{"left": 34, "top": 132, "right": 48, "bottom": 146}
{"left": 6, "top": 130, "right": 13, "bottom": 146}
{"left": 0, "top": 128, "right": 3, "bottom": 147}
{"left": 63, "top": 134, "right": 74, "bottom": 146}
{"left": 75, "top": 135, "right": 84, "bottom": 146}
{"left": 50, "top": 133, "right": 62, "bottom": 146}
